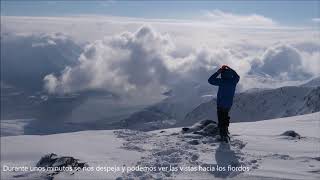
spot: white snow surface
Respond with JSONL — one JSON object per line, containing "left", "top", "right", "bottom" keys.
{"left": 1, "top": 112, "right": 319, "bottom": 179}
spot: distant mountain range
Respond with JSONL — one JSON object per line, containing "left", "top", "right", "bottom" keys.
{"left": 1, "top": 73, "right": 319, "bottom": 134}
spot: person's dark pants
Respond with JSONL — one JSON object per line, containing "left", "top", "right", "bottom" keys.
{"left": 217, "top": 107, "right": 230, "bottom": 137}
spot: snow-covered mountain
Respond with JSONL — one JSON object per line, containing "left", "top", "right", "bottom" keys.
{"left": 1, "top": 112, "right": 319, "bottom": 179}
{"left": 300, "top": 76, "right": 320, "bottom": 87}
{"left": 186, "top": 86, "right": 320, "bottom": 125}
{"left": 120, "top": 85, "right": 320, "bottom": 130}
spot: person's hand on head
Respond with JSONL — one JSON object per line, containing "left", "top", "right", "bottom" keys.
{"left": 218, "top": 65, "right": 229, "bottom": 73}
{"left": 220, "top": 65, "right": 229, "bottom": 71}
{"left": 221, "top": 65, "right": 229, "bottom": 70}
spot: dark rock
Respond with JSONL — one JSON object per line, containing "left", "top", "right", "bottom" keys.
{"left": 281, "top": 130, "right": 301, "bottom": 139}
{"left": 170, "top": 132, "right": 179, "bottom": 136}
{"left": 200, "top": 119, "right": 217, "bottom": 127}
{"left": 312, "top": 157, "right": 320, "bottom": 161}
{"left": 188, "top": 140, "right": 200, "bottom": 145}
{"left": 182, "top": 119, "right": 218, "bottom": 136}
{"left": 198, "top": 123, "right": 219, "bottom": 136}
{"left": 36, "top": 153, "right": 59, "bottom": 167}
{"left": 191, "top": 154, "right": 199, "bottom": 161}
{"left": 36, "top": 153, "right": 88, "bottom": 178}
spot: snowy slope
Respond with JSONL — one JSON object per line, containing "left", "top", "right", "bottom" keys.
{"left": 0, "top": 131, "right": 144, "bottom": 180}
{"left": 1, "top": 112, "right": 319, "bottom": 179}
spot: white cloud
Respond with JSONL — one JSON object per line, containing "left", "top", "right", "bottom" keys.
{"left": 252, "top": 44, "right": 312, "bottom": 80}
{"left": 43, "top": 26, "right": 174, "bottom": 101}
{"left": 1, "top": 13, "right": 313, "bottom": 45}
{"left": 300, "top": 51, "right": 320, "bottom": 77}
{"left": 312, "top": 18, "right": 320, "bottom": 23}
{"left": 204, "top": 10, "right": 276, "bottom": 27}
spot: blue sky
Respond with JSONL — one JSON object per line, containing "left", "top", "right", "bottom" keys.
{"left": 1, "top": 0, "right": 319, "bottom": 25}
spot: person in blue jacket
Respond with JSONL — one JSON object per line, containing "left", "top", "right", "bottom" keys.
{"left": 208, "top": 65, "right": 240, "bottom": 142}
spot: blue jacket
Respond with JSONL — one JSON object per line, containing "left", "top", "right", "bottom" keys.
{"left": 208, "top": 69, "right": 240, "bottom": 109}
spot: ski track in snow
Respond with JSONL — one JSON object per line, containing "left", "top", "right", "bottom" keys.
{"left": 114, "top": 129, "right": 260, "bottom": 179}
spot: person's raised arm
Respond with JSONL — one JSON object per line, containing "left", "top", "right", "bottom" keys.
{"left": 208, "top": 68, "right": 222, "bottom": 86}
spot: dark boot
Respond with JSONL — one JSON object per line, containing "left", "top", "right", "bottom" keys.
{"left": 222, "top": 136, "right": 229, "bottom": 143}
{"left": 219, "top": 126, "right": 229, "bottom": 142}
{"left": 219, "top": 133, "right": 229, "bottom": 143}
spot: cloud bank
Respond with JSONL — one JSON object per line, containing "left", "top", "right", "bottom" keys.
{"left": 43, "top": 26, "right": 258, "bottom": 97}
{"left": 44, "top": 26, "right": 174, "bottom": 101}
{"left": 1, "top": 10, "right": 319, "bottom": 101}
{"left": 252, "top": 44, "right": 312, "bottom": 80}
{"left": 43, "top": 25, "right": 319, "bottom": 100}
{"left": 1, "top": 32, "right": 81, "bottom": 91}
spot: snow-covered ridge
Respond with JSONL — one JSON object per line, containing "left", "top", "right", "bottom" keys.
{"left": 300, "top": 76, "right": 320, "bottom": 88}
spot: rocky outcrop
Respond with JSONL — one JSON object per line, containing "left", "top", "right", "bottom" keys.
{"left": 182, "top": 119, "right": 219, "bottom": 137}
{"left": 36, "top": 153, "right": 88, "bottom": 178}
